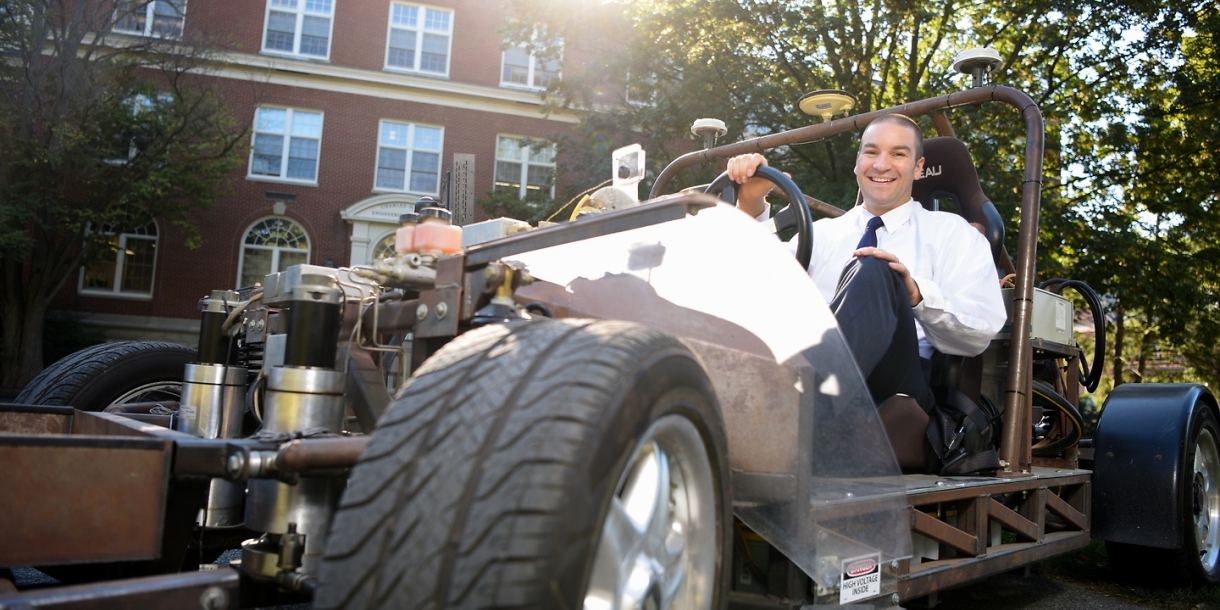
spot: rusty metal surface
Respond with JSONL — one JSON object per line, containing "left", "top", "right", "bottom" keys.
{"left": 912, "top": 509, "right": 978, "bottom": 556}
{"left": 277, "top": 437, "right": 369, "bottom": 473}
{"left": 903, "top": 468, "right": 1090, "bottom": 504}
{"left": 109, "top": 413, "right": 175, "bottom": 428}
{"left": 0, "top": 410, "right": 71, "bottom": 435}
{"left": 0, "top": 568, "right": 240, "bottom": 609}
{"left": 895, "top": 466, "right": 1092, "bottom": 600}
{"left": 0, "top": 405, "right": 75, "bottom": 435}
{"left": 899, "top": 531, "right": 1090, "bottom": 601}
{"left": 343, "top": 348, "right": 391, "bottom": 432}
{"left": 359, "top": 297, "right": 419, "bottom": 335}
{"left": 0, "top": 435, "right": 170, "bottom": 567}
{"left": 71, "top": 411, "right": 195, "bottom": 442}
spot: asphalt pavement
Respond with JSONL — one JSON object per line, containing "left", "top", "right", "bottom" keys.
{"left": 911, "top": 569, "right": 1152, "bottom": 610}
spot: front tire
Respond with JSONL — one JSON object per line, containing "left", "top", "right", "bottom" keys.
{"left": 315, "top": 318, "right": 731, "bottom": 609}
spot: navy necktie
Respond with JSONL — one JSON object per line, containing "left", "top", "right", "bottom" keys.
{"left": 857, "top": 216, "right": 885, "bottom": 249}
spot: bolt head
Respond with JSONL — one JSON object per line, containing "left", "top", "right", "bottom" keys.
{"left": 199, "top": 585, "right": 228, "bottom": 610}
{"left": 416, "top": 303, "right": 429, "bottom": 319}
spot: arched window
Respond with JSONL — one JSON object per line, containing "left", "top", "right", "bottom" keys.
{"left": 80, "top": 210, "right": 159, "bottom": 298}
{"left": 238, "top": 217, "right": 310, "bottom": 287}
{"left": 370, "top": 233, "right": 397, "bottom": 262}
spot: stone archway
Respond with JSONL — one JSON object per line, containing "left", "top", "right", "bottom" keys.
{"left": 340, "top": 194, "right": 417, "bottom": 265}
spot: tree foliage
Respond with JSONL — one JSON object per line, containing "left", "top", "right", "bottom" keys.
{"left": 504, "top": 0, "right": 1220, "bottom": 395}
{"left": 0, "top": 0, "right": 247, "bottom": 391}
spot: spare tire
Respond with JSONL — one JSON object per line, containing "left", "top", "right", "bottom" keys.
{"left": 15, "top": 341, "right": 195, "bottom": 410}
{"left": 315, "top": 318, "right": 732, "bottom": 609}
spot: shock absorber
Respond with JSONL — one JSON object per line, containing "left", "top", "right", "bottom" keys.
{"left": 177, "top": 290, "right": 248, "bottom": 528}
{"left": 244, "top": 269, "right": 347, "bottom": 579}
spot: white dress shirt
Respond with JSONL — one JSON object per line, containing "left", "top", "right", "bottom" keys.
{"left": 765, "top": 199, "right": 1007, "bottom": 358}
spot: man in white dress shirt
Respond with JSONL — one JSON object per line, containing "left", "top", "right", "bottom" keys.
{"left": 727, "top": 114, "right": 1007, "bottom": 414}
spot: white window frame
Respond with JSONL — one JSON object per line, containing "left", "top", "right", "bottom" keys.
{"left": 494, "top": 135, "right": 556, "bottom": 200}
{"left": 248, "top": 106, "right": 323, "bottom": 185}
{"left": 500, "top": 37, "right": 562, "bottom": 91}
{"left": 384, "top": 2, "right": 453, "bottom": 77}
{"left": 373, "top": 120, "right": 444, "bottom": 195}
{"left": 114, "top": 0, "right": 186, "bottom": 39}
{"left": 237, "top": 217, "right": 311, "bottom": 288}
{"left": 370, "top": 232, "right": 397, "bottom": 263}
{"left": 261, "top": 0, "right": 334, "bottom": 60}
{"left": 78, "top": 216, "right": 159, "bottom": 300}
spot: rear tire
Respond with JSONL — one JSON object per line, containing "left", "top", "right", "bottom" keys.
{"left": 315, "top": 318, "right": 731, "bottom": 609}
{"left": 1107, "top": 402, "right": 1220, "bottom": 587}
{"left": 15, "top": 341, "right": 195, "bottom": 410}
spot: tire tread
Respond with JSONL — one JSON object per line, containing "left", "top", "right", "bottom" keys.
{"left": 316, "top": 319, "right": 713, "bottom": 610}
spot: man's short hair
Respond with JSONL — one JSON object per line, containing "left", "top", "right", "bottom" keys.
{"left": 860, "top": 114, "right": 925, "bottom": 160}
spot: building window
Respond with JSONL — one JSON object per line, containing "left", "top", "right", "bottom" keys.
{"left": 385, "top": 3, "right": 452, "bottom": 75}
{"left": 262, "top": 0, "right": 333, "bottom": 59}
{"left": 238, "top": 217, "right": 310, "bottom": 288}
{"left": 494, "top": 135, "right": 555, "bottom": 199}
{"left": 249, "top": 107, "right": 322, "bottom": 183}
{"left": 625, "top": 71, "right": 657, "bottom": 106}
{"left": 500, "top": 39, "right": 561, "bottom": 90}
{"left": 375, "top": 120, "right": 442, "bottom": 194}
{"left": 115, "top": 0, "right": 185, "bottom": 39}
{"left": 371, "top": 233, "right": 396, "bottom": 261}
{"left": 80, "top": 212, "right": 158, "bottom": 298}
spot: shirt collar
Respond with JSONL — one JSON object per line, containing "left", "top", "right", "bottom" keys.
{"left": 860, "top": 198, "right": 917, "bottom": 233}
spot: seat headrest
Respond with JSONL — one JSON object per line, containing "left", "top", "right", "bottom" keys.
{"left": 911, "top": 137, "right": 1008, "bottom": 270}
{"left": 912, "top": 137, "right": 988, "bottom": 223}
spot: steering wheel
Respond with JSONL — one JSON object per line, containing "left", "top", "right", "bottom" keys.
{"left": 704, "top": 165, "right": 814, "bottom": 270}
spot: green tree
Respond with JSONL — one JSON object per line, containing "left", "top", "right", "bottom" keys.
{"left": 0, "top": 0, "right": 247, "bottom": 392}
{"left": 505, "top": 0, "right": 1220, "bottom": 394}
{"left": 1045, "top": 2, "right": 1219, "bottom": 388}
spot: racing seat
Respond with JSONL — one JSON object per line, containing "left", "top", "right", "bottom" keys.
{"left": 912, "top": 137, "right": 1015, "bottom": 276}
{"left": 880, "top": 137, "right": 1010, "bottom": 471}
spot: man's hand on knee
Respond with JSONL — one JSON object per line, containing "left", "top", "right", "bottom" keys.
{"left": 854, "top": 247, "right": 923, "bottom": 307}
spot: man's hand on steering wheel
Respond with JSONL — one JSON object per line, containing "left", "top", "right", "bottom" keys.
{"left": 704, "top": 155, "right": 814, "bottom": 270}
{"left": 726, "top": 153, "right": 781, "bottom": 218}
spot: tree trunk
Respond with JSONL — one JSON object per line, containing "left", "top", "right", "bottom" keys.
{"left": 1, "top": 301, "right": 46, "bottom": 395}
{"left": 1112, "top": 309, "right": 1125, "bottom": 387}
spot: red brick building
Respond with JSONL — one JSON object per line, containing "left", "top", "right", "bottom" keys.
{"left": 55, "top": 0, "right": 583, "bottom": 344}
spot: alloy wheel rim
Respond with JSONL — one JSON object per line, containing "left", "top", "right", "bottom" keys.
{"left": 583, "top": 414, "right": 718, "bottom": 610}
{"left": 111, "top": 380, "right": 184, "bottom": 406}
{"left": 1194, "top": 426, "right": 1220, "bottom": 572}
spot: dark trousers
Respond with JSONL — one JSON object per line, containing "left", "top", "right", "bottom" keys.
{"left": 830, "top": 255, "right": 936, "bottom": 411}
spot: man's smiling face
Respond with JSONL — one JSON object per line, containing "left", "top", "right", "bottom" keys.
{"left": 854, "top": 120, "right": 925, "bottom": 216}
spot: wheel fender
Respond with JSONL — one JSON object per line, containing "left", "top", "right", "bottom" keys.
{"left": 1092, "top": 383, "right": 1218, "bottom": 548}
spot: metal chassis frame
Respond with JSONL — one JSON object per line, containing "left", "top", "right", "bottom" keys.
{"left": 898, "top": 468, "right": 1090, "bottom": 600}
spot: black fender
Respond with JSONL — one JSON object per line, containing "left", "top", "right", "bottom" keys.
{"left": 1092, "top": 383, "right": 1219, "bottom": 548}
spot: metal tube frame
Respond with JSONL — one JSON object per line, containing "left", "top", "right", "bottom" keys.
{"left": 650, "top": 85, "right": 1044, "bottom": 474}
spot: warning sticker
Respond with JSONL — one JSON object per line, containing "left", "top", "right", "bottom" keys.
{"left": 839, "top": 553, "right": 881, "bottom": 605}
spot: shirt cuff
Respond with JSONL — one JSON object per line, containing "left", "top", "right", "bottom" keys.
{"left": 911, "top": 275, "right": 945, "bottom": 314}
{"left": 752, "top": 204, "right": 771, "bottom": 222}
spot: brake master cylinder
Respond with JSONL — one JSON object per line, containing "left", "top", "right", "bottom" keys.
{"left": 244, "top": 268, "right": 347, "bottom": 578}
{"left": 177, "top": 290, "right": 248, "bottom": 528}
